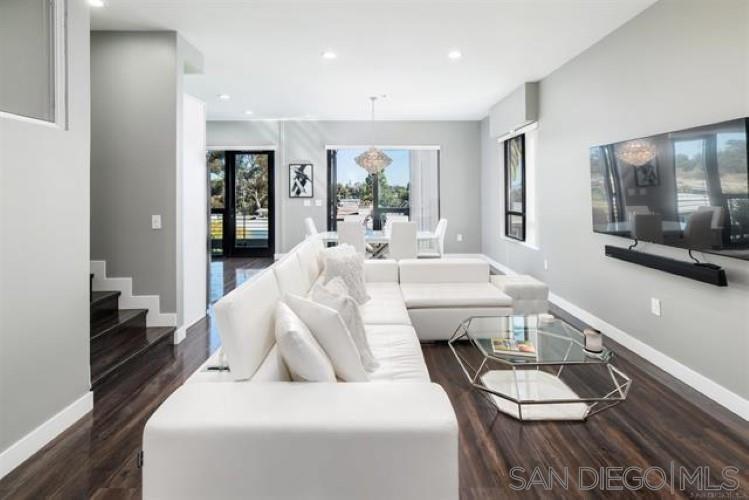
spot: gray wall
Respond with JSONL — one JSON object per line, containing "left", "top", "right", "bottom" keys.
{"left": 0, "top": 0, "right": 90, "bottom": 453}
{"left": 481, "top": 0, "right": 749, "bottom": 399}
{"left": 90, "top": 32, "right": 179, "bottom": 312}
{"left": 208, "top": 120, "right": 482, "bottom": 253}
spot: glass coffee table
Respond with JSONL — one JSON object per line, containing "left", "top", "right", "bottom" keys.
{"left": 448, "top": 315, "right": 631, "bottom": 421}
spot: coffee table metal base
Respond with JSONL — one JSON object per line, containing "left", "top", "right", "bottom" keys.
{"left": 481, "top": 370, "right": 588, "bottom": 421}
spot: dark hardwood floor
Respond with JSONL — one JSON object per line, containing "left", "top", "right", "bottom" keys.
{"left": 209, "top": 256, "right": 272, "bottom": 304}
{"left": 1, "top": 259, "right": 746, "bottom": 498}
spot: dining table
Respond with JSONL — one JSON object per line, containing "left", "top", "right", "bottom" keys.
{"left": 317, "top": 229, "right": 437, "bottom": 258}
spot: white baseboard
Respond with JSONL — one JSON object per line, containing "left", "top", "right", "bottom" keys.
{"left": 0, "top": 391, "right": 93, "bottom": 479}
{"left": 174, "top": 325, "right": 187, "bottom": 344}
{"left": 173, "top": 313, "right": 206, "bottom": 345}
{"left": 90, "top": 261, "right": 176, "bottom": 327}
{"left": 479, "top": 254, "right": 749, "bottom": 421}
{"left": 442, "top": 253, "right": 486, "bottom": 259}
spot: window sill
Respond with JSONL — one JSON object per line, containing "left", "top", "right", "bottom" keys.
{"left": 500, "top": 236, "right": 540, "bottom": 251}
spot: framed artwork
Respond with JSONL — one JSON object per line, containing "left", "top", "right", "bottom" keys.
{"left": 635, "top": 161, "right": 659, "bottom": 187}
{"left": 289, "top": 163, "right": 313, "bottom": 198}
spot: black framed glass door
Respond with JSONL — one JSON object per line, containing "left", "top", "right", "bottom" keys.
{"left": 209, "top": 150, "right": 275, "bottom": 257}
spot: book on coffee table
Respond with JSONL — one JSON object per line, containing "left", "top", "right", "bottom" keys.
{"left": 491, "top": 337, "right": 537, "bottom": 358}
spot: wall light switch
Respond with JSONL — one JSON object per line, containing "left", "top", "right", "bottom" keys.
{"left": 315, "top": 199, "right": 322, "bottom": 207}
{"left": 543, "top": 259, "right": 549, "bottom": 271}
{"left": 303, "top": 200, "right": 311, "bottom": 207}
{"left": 456, "top": 233, "right": 463, "bottom": 242}
{"left": 650, "top": 297, "right": 661, "bottom": 317}
{"left": 151, "top": 214, "right": 162, "bottom": 230}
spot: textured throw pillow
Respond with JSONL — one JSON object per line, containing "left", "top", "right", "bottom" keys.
{"left": 284, "top": 293, "right": 369, "bottom": 382}
{"left": 320, "top": 244, "right": 370, "bottom": 304}
{"left": 309, "top": 277, "right": 379, "bottom": 372}
{"left": 274, "top": 302, "right": 336, "bottom": 382}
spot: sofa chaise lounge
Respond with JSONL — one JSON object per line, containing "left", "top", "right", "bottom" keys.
{"left": 143, "top": 236, "right": 514, "bottom": 499}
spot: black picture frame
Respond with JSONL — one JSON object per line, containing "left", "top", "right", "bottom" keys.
{"left": 504, "top": 134, "right": 526, "bottom": 241}
{"left": 289, "top": 163, "right": 313, "bottom": 198}
{"left": 634, "top": 161, "right": 659, "bottom": 187}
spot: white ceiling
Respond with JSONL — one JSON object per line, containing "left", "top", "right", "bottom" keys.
{"left": 91, "top": 0, "right": 656, "bottom": 121}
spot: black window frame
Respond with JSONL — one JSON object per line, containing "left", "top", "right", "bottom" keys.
{"left": 326, "top": 148, "right": 428, "bottom": 231}
{"left": 504, "top": 134, "right": 526, "bottom": 241}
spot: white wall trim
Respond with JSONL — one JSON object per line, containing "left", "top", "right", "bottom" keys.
{"left": 0, "top": 111, "right": 63, "bottom": 128}
{"left": 173, "top": 313, "right": 206, "bottom": 345}
{"left": 495, "top": 121, "right": 538, "bottom": 143}
{"left": 174, "top": 325, "right": 187, "bottom": 344}
{"left": 325, "top": 144, "right": 441, "bottom": 150}
{"left": 0, "top": 391, "right": 93, "bottom": 479}
{"left": 90, "top": 260, "right": 177, "bottom": 327}
{"left": 480, "top": 254, "right": 749, "bottom": 421}
{"left": 207, "top": 145, "right": 277, "bottom": 151}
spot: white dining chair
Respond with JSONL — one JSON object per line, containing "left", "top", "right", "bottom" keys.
{"left": 418, "top": 218, "right": 447, "bottom": 258}
{"left": 383, "top": 214, "right": 408, "bottom": 236}
{"left": 388, "top": 221, "right": 418, "bottom": 261}
{"left": 304, "top": 217, "right": 318, "bottom": 237}
{"left": 337, "top": 221, "right": 366, "bottom": 255}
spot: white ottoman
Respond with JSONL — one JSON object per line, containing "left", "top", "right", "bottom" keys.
{"left": 490, "top": 275, "right": 549, "bottom": 315}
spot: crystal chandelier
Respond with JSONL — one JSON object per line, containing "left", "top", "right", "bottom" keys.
{"left": 615, "top": 140, "right": 656, "bottom": 167}
{"left": 355, "top": 96, "right": 391, "bottom": 175}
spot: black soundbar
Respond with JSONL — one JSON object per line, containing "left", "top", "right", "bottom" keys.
{"left": 604, "top": 245, "right": 727, "bottom": 287}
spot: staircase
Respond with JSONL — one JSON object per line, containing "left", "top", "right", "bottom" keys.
{"left": 90, "top": 273, "right": 175, "bottom": 388}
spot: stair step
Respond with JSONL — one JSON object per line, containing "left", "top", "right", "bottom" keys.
{"left": 90, "top": 290, "right": 121, "bottom": 323}
{"left": 91, "top": 290, "right": 120, "bottom": 305}
{"left": 91, "top": 326, "right": 174, "bottom": 389}
{"left": 91, "top": 308, "right": 148, "bottom": 340}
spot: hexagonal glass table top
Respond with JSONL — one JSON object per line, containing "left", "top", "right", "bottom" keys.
{"left": 463, "top": 315, "right": 613, "bottom": 366}
{"left": 448, "top": 315, "right": 631, "bottom": 421}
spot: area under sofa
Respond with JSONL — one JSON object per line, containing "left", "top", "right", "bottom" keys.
{"left": 142, "top": 236, "right": 515, "bottom": 500}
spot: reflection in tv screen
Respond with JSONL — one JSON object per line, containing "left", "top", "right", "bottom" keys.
{"left": 590, "top": 118, "right": 749, "bottom": 261}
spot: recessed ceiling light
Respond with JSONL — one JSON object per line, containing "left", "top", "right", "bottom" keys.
{"left": 244, "top": 110, "right": 254, "bottom": 115}
{"left": 447, "top": 49, "right": 462, "bottom": 60}
{"left": 321, "top": 50, "right": 337, "bottom": 60}
{"left": 218, "top": 94, "right": 231, "bottom": 101}
{"left": 89, "top": 0, "right": 105, "bottom": 6}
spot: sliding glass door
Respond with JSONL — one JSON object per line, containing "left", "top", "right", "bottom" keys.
{"left": 209, "top": 150, "right": 275, "bottom": 257}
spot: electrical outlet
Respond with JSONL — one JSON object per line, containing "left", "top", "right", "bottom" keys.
{"left": 543, "top": 259, "right": 549, "bottom": 271}
{"left": 315, "top": 199, "right": 322, "bottom": 207}
{"left": 303, "top": 200, "right": 311, "bottom": 207}
{"left": 650, "top": 297, "right": 661, "bottom": 317}
{"left": 151, "top": 214, "right": 162, "bottom": 230}
{"left": 456, "top": 233, "right": 463, "bottom": 242}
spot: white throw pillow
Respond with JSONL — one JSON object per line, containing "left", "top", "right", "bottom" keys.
{"left": 321, "top": 244, "right": 370, "bottom": 304}
{"left": 274, "top": 302, "right": 336, "bottom": 382}
{"left": 309, "top": 277, "right": 380, "bottom": 372}
{"left": 284, "top": 293, "right": 369, "bottom": 382}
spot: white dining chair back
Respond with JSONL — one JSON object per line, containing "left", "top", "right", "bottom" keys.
{"left": 337, "top": 221, "right": 366, "bottom": 254}
{"left": 418, "top": 218, "right": 447, "bottom": 258}
{"left": 388, "top": 221, "right": 418, "bottom": 261}
{"left": 434, "top": 218, "right": 448, "bottom": 255}
{"left": 304, "top": 217, "right": 318, "bottom": 237}
{"left": 383, "top": 214, "right": 408, "bottom": 235}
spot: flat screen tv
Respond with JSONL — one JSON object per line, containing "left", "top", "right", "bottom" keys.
{"left": 590, "top": 117, "right": 749, "bottom": 261}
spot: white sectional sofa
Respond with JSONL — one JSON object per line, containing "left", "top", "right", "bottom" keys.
{"left": 143, "top": 237, "right": 514, "bottom": 500}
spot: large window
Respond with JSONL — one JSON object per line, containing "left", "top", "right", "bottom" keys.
{"left": 504, "top": 134, "right": 526, "bottom": 241}
{"left": 327, "top": 148, "right": 439, "bottom": 231}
